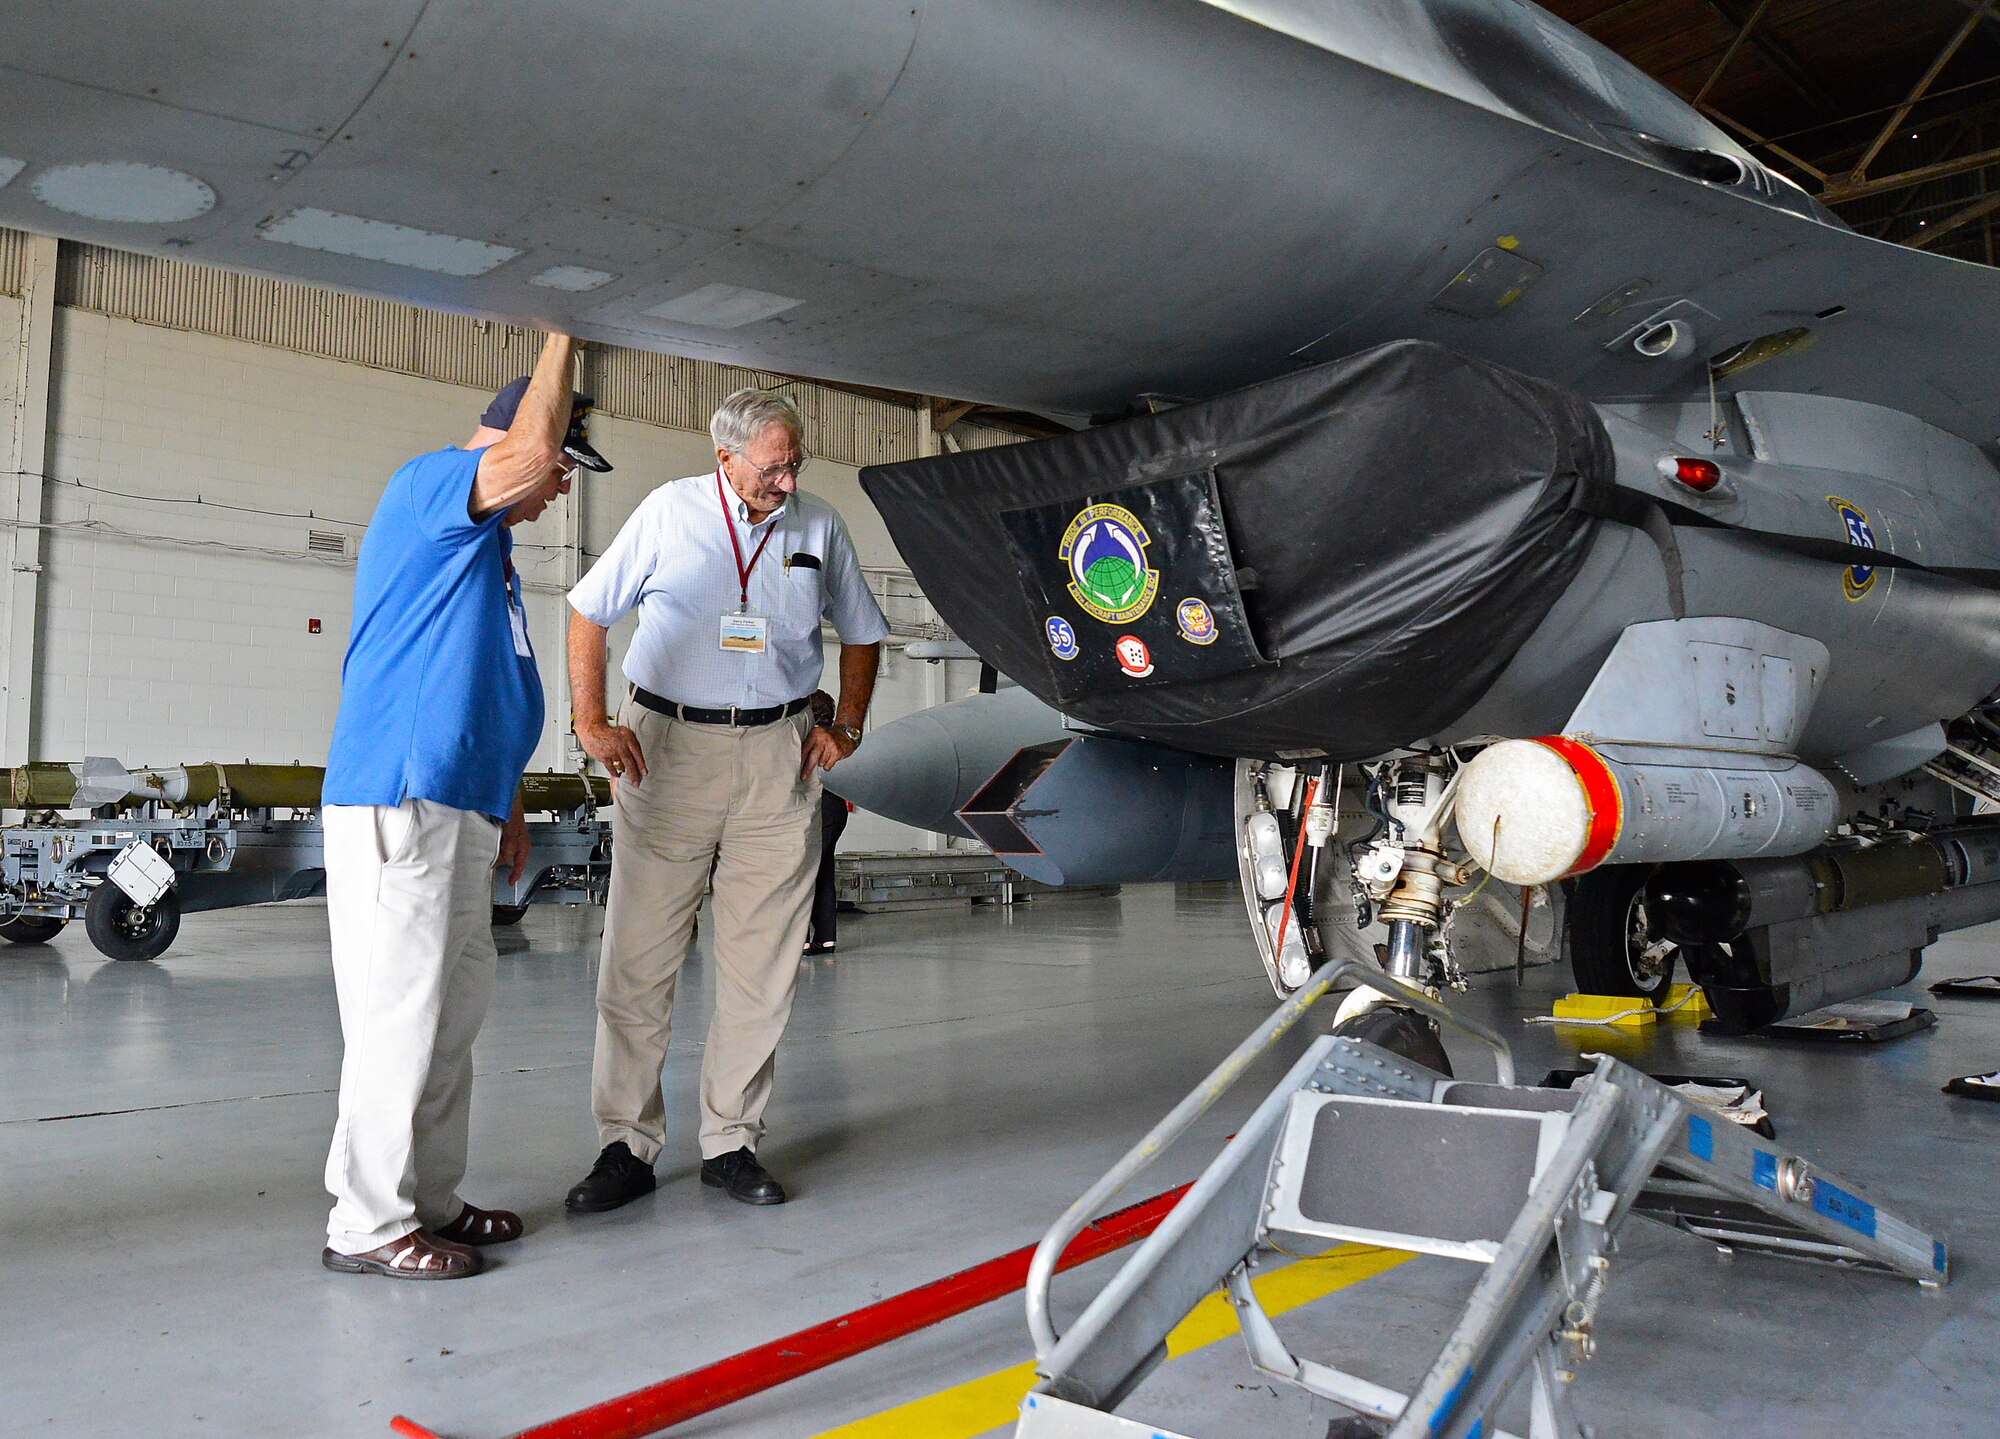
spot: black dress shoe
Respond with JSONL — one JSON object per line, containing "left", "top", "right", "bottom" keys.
{"left": 700, "top": 1147, "right": 787, "bottom": 1205}
{"left": 565, "top": 1141, "right": 657, "bottom": 1213}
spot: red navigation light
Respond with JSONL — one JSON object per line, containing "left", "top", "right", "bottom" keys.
{"left": 1671, "top": 457, "right": 1722, "bottom": 492}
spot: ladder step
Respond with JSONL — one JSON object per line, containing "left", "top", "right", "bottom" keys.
{"left": 1266, "top": 1091, "right": 1570, "bottom": 1262}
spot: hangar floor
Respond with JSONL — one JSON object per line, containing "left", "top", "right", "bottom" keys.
{"left": 3, "top": 883, "right": 1998, "bottom": 1439}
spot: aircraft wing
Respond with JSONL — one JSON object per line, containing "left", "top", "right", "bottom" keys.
{"left": 1, "top": 0, "right": 1996, "bottom": 449}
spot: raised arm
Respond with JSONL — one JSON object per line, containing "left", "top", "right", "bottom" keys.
{"left": 470, "top": 332, "right": 576, "bottom": 520}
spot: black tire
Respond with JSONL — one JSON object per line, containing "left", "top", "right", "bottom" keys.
{"left": 0, "top": 915, "right": 66, "bottom": 945}
{"left": 84, "top": 884, "right": 181, "bottom": 962}
{"left": 1333, "top": 1004, "right": 1455, "bottom": 1077}
{"left": 491, "top": 904, "right": 529, "bottom": 927}
{"left": 1567, "top": 867, "right": 1674, "bottom": 1002}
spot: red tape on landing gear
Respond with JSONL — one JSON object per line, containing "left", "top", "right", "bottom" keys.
{"left": 387, "top": 1183, "right": 1191, "bottom": 1439}
{"left": 1528, "top": 735, "right": 1624, "bottom": 877}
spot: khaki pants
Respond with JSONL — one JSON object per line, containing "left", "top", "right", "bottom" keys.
{"left": 591, "top": 697, "right": 820, "bottom": 1162}
{"left": 323, "top": 799, "right": 501, "bottom": 1254}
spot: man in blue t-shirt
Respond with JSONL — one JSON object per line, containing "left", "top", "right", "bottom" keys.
{"left": 318, "top": 331, "right": 608, "bottom": 1280}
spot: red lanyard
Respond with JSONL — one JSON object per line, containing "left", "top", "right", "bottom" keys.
{"left": 717, "top": 469, "right": 778, "bottom": 611}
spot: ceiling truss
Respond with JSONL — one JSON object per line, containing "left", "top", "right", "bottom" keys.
{"left": 1559, "top": 0, "right": 2000, "bottom": 266}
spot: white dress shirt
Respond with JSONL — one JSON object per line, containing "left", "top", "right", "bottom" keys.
{"left": 569, "top": 472, "right": 890, "bottom": 709}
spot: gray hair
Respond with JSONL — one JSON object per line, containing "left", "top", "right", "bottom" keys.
{"left": 710, "top": 388, "right": 804, "bottom": 455}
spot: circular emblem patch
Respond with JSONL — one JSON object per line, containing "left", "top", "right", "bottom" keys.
{"left": 1114, "top": 634, "right": 1154, "bottom": 677}
{"left": 1058, "top": 503, "right": 1159, "bottom": 624}
{"left": 1045, "top": 615, "right": 1079, "bottom": 661}
{"left": 1176, "top": 597, "right": 1217, "bottom": 646}
{"left": 1826, "top": 495, "right": 1877, "bottom": 600}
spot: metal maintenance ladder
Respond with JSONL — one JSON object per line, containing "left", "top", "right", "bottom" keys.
{"left": 1016, "top": 961, "right": 1947, "bottom": 1439}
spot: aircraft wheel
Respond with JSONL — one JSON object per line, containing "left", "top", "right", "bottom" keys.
{"left": 85, "top": 884, "right": 181, "bottom": 962}
{"left": 0, "top": 915, "right": 67, "bottom": 945}
{"left": 1568, "top": 868, "right": 1674, "bottom": 1002}
{"left": 1332, "top": 1004, "right": 1454, "bottom": 1077}
{"left": 491, "top": 904, "right": 529, "bottom": 927}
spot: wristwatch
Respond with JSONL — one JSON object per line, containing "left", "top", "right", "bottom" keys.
{"left": 830, "top": 723, "right": 863, "bottom": 747}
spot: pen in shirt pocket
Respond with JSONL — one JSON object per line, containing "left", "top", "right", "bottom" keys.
{"left": 785, "top": 552, "right": 822, "bottom": 575}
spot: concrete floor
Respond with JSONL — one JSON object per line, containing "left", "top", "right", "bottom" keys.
{"left": 3, "top": 884, "right": 1999, "bottom": 1439}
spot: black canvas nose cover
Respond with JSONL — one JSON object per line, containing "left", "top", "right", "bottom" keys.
{"left": 859, "top": 340, "right": 1611, "bottom": 761}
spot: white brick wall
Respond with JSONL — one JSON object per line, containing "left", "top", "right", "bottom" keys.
{"left": 0, "top": 293, "right": 22, "bottom": 446}
{"left": 30, "top": 309, "right": 965, "bottom": 851}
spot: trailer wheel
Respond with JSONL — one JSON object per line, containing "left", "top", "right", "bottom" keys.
{"left": 1567, "top": 867, "right": 1674, "bottom": 1002}
{"left": 491, "top": 904, "right": 529, "bottom": 927}
{"left": 0, "top": 916, "right": 67, "bottom": 945}
{"left": 85, "top": 884, "right": 181, "bottom": 962}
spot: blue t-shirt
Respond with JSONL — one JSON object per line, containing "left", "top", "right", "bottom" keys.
{"left": 324, "top": 447, "right": 544, "bottom": 821}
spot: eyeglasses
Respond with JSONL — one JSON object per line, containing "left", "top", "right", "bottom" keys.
{"left": 733, "top": 452, "right": 810, "bottom": 482}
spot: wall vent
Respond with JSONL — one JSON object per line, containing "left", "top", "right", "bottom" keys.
{"left": 307, "top": 530, "right": 348, "bottom": 558}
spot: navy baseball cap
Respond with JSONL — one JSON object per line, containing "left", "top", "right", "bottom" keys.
{"left": 481, "top": 377, "right": 613, "bottom": 472}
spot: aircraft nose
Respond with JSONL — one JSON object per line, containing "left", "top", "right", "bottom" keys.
{"left": 823, "top": 708, "right": 969, "bottom": 836}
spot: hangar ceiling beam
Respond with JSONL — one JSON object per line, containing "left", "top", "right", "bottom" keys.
{"left": 1849, "top": 0, "right": 1997, "bottom": 183}
{"left": 1693, "top": 0, "right": 1773, "bottom": 108}
{"left": 1858, "top": 115, "right": 1982, "bottom": 236}
{"left": 1, "top": 232, "right": 55, "bottom": 766}
{"left": 1703, "top": 0, "right": 1842, "bottom": 118}
{"left": 1822, "top": 141, "right": 2000, "bottom": 201}
{"left": 1906, "top": 189, "right": 2000, "bottom": 248}
{"left": 930, "top": 399, "right": 977, "bottom": 434}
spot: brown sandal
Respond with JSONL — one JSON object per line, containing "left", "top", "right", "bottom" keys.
{"left": 322, "top": 1228, "right": 483, "bottom": 1280}
{"left": 435, "top": 1203, "right": 524, "bottom": 1246}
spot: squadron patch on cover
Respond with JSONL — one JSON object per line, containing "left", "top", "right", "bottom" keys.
{"left": 998, "top": 472, "right": 1272, "bottom": 700}
{"left": 1826, "top": 495, "right": 1878, "bottom": 600}
{"left": 1176, "top": 597, "right": 1218, "bottom": 645}
{"left": 1059, "top": 503, "right": 1159, "bottom": 624}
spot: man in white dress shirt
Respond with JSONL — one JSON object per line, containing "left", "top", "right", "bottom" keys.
{"left": 563, "top": 388, "right": 888, "bottom": 1210}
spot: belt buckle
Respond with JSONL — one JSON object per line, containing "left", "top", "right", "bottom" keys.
{"left": 729, "top": 706, "right": 740, "bottom": 726}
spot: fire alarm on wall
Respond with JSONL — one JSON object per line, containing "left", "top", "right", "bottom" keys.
{"left": 308, "top": 618, "right": 322, "bottom": 634}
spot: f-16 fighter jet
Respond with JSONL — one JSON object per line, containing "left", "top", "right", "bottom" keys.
{"left": 7, "top": 0, "right": 2000, "bottom": 1056}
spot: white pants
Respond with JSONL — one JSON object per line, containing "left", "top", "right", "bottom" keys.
{"left": 322, "top": 799, "right": 500, "bottom": 1254}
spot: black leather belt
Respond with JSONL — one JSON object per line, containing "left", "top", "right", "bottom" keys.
{"left": 631, "top": 686, "right": 811, "bottom": 727}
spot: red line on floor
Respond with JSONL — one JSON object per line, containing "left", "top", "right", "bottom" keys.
{"left": 388, "top": 1182, "right": 1190, "bottom": 1439}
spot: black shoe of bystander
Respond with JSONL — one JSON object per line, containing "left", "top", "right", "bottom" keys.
{"left": 700, "top": 1147, "right": 787, "bottom": 1205}
{"left": 565, "top": 1141, "right": 658, "bottom": 1214}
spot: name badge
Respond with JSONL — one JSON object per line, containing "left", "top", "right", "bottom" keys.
{"left": 720, "top": 610, "right": 769, "bottom": 654}
{"left": 508, "top": 593, "right": 533, "bottom": 659}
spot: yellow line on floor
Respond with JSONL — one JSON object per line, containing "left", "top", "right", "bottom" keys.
{"left": 812, "top": 1242, "right": 1411, "bottom": 1439}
